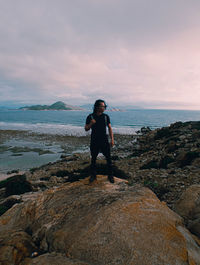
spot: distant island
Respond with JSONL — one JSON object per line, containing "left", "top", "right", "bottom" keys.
{"left": 19, "top": 101, "right": 125, "bottom": 111}
{"left": 108, "top": 108, "right": 124, "bottom": 112}
{"left": 19, "top": 101, "right": 84, "bottom": 111}
{"left": 80, "top": 104, "right": 125, "bottom": 112}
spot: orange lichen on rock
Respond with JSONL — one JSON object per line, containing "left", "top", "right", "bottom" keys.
{"left": 1, "top": 176, "right": 200, "bottom": 265}
{"left": 0, "top": 216, "right": 11, "bottom": 225}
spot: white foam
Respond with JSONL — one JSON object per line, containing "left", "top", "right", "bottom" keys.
{"left": 112, "top": 127, "right": 138, "bottom": 135}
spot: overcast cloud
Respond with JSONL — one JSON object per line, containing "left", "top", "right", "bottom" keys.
{"left": 0, "top": 0, "right": 200, "bottom": 109}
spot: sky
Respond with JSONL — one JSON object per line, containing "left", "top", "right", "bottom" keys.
{"left": 0, "top": 0, "right": 200, "bottom": 109}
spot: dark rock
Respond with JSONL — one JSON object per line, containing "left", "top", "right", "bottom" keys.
{"left": 29, "top": 167, "right": 39, "bottom": 174}
{"left": 154, "top": 127, "right": 173, "bottom": 140}
{"left": 40, "top": 176, "right": 51, "bottom": 181}
{"left": 111, "top": 155, "right": 120, "bottom": 160}
{"left": 143, "top": 179, "right": 170, "bottom": 200}
{"left": 7, "top": 169, "right": 19, "bottom": 175}
{"left": 140, "top": 126, "right": 151, "bottom": 134}
{"left": 0, "top": 196, "right": 21, "bottom": 216}
{"left": 0, "top": 187, "right": 6, "bottom": 200}
{"left": 177, "top": 151, "right": 199, "bottom": 168}
{"left": 159, "top": 156, "right": 175, "bottom": 169}
{"left": 169, "top": 121, "right": 183, "bottom": 129}
{"left": 0, "top": 174, "right": 33, "bottom": 196}
{"left": 130, "top": 150, "right": 143, "bottom": 157}
{"left": 189, "top": 121, "right": 200, "bottom": 130}
{"left": 188, "top": 220, "right": 200, "bottom": 238}
{"left": 140, "top": 160, "right": 159, "bottom": 170}
{"left": 60, "top": 154, "right": 67, "bottom": 159}
{"left": 54, "top": 170, "right": 69, "bottom": 178}
{"left": 165, "top": 141, "right": 178, "bottom": 153}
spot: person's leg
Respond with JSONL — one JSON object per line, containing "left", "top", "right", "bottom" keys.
{"left": 101, "top": 140, "right": 114, "bottom": 183}
{"left": 90, "top": 142, "right": 99, "bottom": 182}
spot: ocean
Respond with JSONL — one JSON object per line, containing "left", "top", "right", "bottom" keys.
{"left": 0, "top": 108, "right": 200, "bottom": 175}
{"left": 0, "top": 108, "right": 200, "bottom": 135}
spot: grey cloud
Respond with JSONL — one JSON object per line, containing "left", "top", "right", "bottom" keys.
{"left": 0, "top": 0, "right": 200, "bottom": 108}
{"left": 1, "top": 0, "right": 200, "bottom": 53}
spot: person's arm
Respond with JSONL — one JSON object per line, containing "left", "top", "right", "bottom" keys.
{"left": 85, "top": 119, "right": 96, "bottom": 131}
{"left": 108, "top": 123, "right": 114, "bottom": 147}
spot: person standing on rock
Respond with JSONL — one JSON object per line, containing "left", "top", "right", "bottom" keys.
{"left": 85, "top": 99, "right": 115, "bottom": 183}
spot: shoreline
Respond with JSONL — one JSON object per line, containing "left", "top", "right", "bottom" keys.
{"left": 0, "top": 171, "right": 26, "bottom": 181}
{"left": 1, "top": 120, "right": 200, "bottom": 210}
{"left": 0, "top": 129, "right": 137, "bottom": 175}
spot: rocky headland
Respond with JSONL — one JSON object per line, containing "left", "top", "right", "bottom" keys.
{"left": 1, "top": 121, "right": 200, "bottom": 264}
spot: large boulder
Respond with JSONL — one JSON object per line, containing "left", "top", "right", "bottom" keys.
{"left": 174, "top": 185, "right": 200, "bottom": 238}
{"left": 1, "top": 176, "right": 200, "bottom": 265}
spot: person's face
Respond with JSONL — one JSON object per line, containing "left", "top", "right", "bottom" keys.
{"left": 97, "top": 102, "right": 106, "bottom": 113}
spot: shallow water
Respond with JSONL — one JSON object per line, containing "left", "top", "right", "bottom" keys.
{"left": 0, "top": 131, "right": 92, "bottom": 174}
{"left": 0, "top": 139, "right": 63, "bottom": 173}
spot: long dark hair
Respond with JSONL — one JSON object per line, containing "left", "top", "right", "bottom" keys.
{"left": 93, "top": 99, "right": 107, "bottom": 113}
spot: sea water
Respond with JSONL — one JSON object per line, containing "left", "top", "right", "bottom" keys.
{"left": 0, "top": 108, "right": 199, "bottom": 173}
{"left": 0, "top": 109, "right": 200, "bottom": 135}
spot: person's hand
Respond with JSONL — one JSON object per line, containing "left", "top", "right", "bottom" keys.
{"left": 110, "top": 139, "right": 114, "bottom": 147}
{"left": 90, "top": 119, "right": 96, "bottom": 125}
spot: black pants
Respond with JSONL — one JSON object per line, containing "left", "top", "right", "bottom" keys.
{"left": 90, "top": 138, "right": 112, "bottom": 176}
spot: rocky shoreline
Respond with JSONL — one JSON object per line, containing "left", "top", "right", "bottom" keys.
{"left": 1, "top": 121, "right": 200, "bottom": 264}
{"left": 0, "top": 129, "right": 135, "bottom": 174}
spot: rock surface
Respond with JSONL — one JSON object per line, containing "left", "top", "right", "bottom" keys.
{"left": 174, "top": 185, "right": 200, "bottom": 238}
{"left": 113, "top": 121, "right": 200, "bottom": 208}
{"left": 1, "top": 176, "right": 200, "bottom": 265}
{"left": 21, "top": 253, "right": 90, "bottom": 265}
